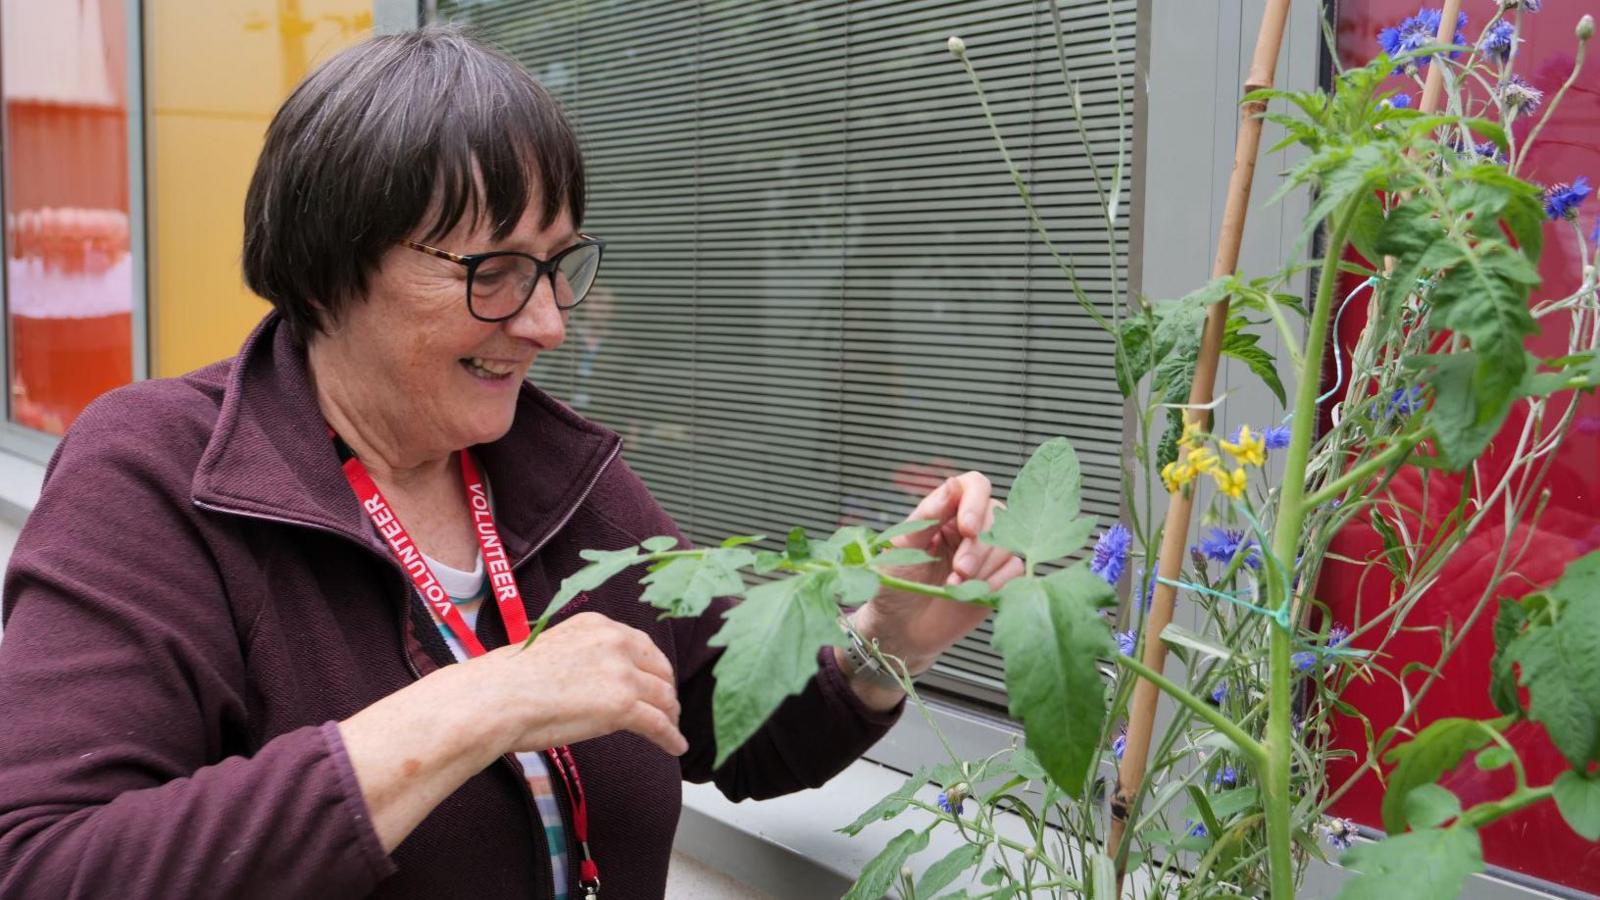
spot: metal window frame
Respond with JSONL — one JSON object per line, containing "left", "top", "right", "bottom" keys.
{"left": 0, "top": 0, "right": 150, "bottom": 463}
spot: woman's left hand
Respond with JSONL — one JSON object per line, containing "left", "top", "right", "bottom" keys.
{"left": 850, "top": 471, "right": 1025, "bottom": 679}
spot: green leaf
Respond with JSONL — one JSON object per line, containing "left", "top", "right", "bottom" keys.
{"left": 1161, "top": 623, "right": 1237, "bottom": 662}
{"left": 708, "top": 571, "right": 848, "bottom": 766}
{"left": 549, "top": 547, "right": 644, "bottom": 617}
{"left": 1114, "top": 316, "right": 1153, "bottom": 397}
{"left": 1488, "top": 596, "right": 1530, "bottom": 716}
{"left": 1505, "top": 551, "right": 1600, "bottom": 767}
{"left": 981, "top": 438, "right": 1098, "bottom": 568}
{"left": 786, "top": 527, "right": 811, "bottom": 561}
{"left": 874, "top": 547, "right": 939, "bottom": 568}
{"left": 1553, "top": 770, "right": 1600, "bottom": 841}
{"left": 990, "top": 567, "right": 1115, "bottom": 792}
{"left": 1422, "top": 352, "right": 1516, "bottom": 470}
{"left": 838, "top": 768, "right": 929, "bottom": 836}
{"left": 1088, "top": 852, "right": 1116, "bottom": 900}
{"left": 1403, "top": 784, "right": 1462, "bottom": 830}
{"left": 1346, "top": 189, "right": 1387, "bottom": 265}
{"left": 947, "top": 581, "right": 997, "bottom": 604}
{"left": 915, "top": 842, "right": 985, "bottom": 897}
{"left": 837, "top": 568, "right": 881, "bottom": 606}
{"left": 720, "top": 534, "right": 765, "bottom": 549}
{"left": 843, "top": 828, "right": 930, "bottom": 900}
{"left": 1381, "top": 718, "right": 1493, "bottom": 835}
{"left": 753, "top": 550, "right": 785, "bottom": 574}
{"left": 1335, "top": 827, "right": 1483, "bottom": 900}
{"left": 640, "top": 535, "right": 679, "bottom": 553}
{"left": 1474, "top": 747, "right": 1514, "bottom": 771}
{"left": 874, "top": 518, "right": 938, "bottom": 547}
{"left": 639, "top": 548, "right": 754, "bottom": 618}
{"left": 1222, "top": 322, "right": 1287, "bottom": 404}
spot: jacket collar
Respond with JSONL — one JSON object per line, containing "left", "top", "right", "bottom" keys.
{"left": 192, "top": 313, "right": 622, "bottom": 564}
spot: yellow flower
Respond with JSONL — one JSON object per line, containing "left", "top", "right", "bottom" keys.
{"left": 1186, "top": 446, "right": 1220, "bottom": 475}
{"left": 1179, "top": 420, "right": 1203, "bottom": 449}
{"left": 1161, "top": 460, "right": 1195, "bottom": 493}
{"left": 1213, "top": 467, "right": 1248, "bottom": 500}
{"left": 1221, "top": 425, "right": 1267, "bottom": 468}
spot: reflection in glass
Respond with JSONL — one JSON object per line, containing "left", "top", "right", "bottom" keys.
{"left": 2, "top": 0, "right": 134, "bottom": 435}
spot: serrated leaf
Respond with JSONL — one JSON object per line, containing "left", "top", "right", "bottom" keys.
{"left": 1403, "top": 784, "right": 1462, "bottom": 830}
{"left": 753, "top": 550, "right": 785, "bottom": 574}
{"left": 991, "top": 567, "right": 1115, "bottom": 793}
{"left": 1554, "top": 770, "right": 1600, "bottom": 841}
{"left": 640, "top": 535, "right": 679, "bottom": 553}
{"left": 720, "top": 534, "right": 765, "bottom": 549}
{"left": 786, "top": 527, "right": 811, "bottom": 561}
{"left": 1488, "top": 596, "right": 1530, "bottom": 716}
{"left": 1347, "top": 189, "right": 1387, "bottom": 265}
{"left": 1380, "top": 717, "right": 1493, "bottom": 835}
{"left": 708, "top": 571, "right": 848, "bottom": 766}
{"left": 982, "top": 438, "right": 1097, "bottom": 568}
{"left": 550, "top": 547, "right": 643, "bottom": 616}
{"left": 1335, "top": 827, "right": 1483, "bottom": 900}
{"left": 948, "top": 580, "right": 997, "bottom": 604}
{"left": 915, "top": 842, "right": 985, "bottom": 897}
{"left": 874, "top": 547, "right": 939, "bottom": 568}
{"left": 1114, "top": 316, "right": 1154, "bottom": 397}
{"left": 1423, "top": 352, "right": 1515, "bottom": 470}
{"left": 838, "top": 767, "right": 929, "bottom": 836}
{"left": 875, "top": 518, "right": 938, "bottom": 547}
{"left": 837, "top": 568, "right": 881, "bottom": 606}
{"left": 639, "top": 548, "right": 753, "bottom": 618}
{"left": 1222, "top": 324, "right": 1287, "bottom": 405}
{"left": 843, "top": 828, "right": 929, "bottom": 900}
{"left": 1505, "top": 551, "right": 1600, "bottom": 767}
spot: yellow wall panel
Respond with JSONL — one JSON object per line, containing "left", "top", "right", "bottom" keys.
{"left": 149, "top": 1, "right": 371, "bottom": 377}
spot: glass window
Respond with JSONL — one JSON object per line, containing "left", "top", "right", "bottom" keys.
{"left": 1, "top": 0, "right": 134, "bottom": 436}
{"left": 438, "top": 0, "right": 1137, "bottom": 708}
{"left": 1326, "top": 1, "right": 1600, "bottom": 892}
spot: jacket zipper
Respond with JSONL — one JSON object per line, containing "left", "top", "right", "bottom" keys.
{"left": 193, "top": 439, "right": 619, "bottom": 900}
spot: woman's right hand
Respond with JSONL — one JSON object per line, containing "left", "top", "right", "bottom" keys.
{"left": 473, "top": 612, "right": 688, "bottom": 758}
{"left": 340, "top": 611, "right": 685, "bottom": 853}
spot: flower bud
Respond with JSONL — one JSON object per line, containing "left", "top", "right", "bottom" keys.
{"left": 947, "top": 35, "right": 967, "bottom": 57}
{"left": 1024, "top": 847, "right": 1038, "bottom": 862}
{"left": 1578, "top": 15, "right": 1595, "bottom": 41}
{"left": 900, "top": 866, "right": 915, "bottom": 881}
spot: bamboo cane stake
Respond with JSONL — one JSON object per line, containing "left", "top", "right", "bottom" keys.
{"left": 1107, "top": 1, "right": 1293, "bottom": 889}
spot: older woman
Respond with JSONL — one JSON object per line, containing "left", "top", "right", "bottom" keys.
{"left": 0, "top": 26, "right": 1021, "bottom": 900}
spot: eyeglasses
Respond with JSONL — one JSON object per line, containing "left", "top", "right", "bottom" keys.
{"left": 401, "top": 235, "right": 606, "bottom": 321}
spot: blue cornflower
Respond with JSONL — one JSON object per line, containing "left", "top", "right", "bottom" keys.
{"left": 1090, "top": 523, "right": 1133, "bottom": 585}
{"left": 1134, "top": 567, "right": 1155, "bottom": 611}
{"left": 1116, "top": 630, "right": 1137, "bottom": 657}
{"left": 1592, "top": 219, "right": 1600, "bottom": 244}
{"left": 1112, "top": 732, "right": 1127, "bottom": 760}
{"left": 1384, "top": 385, "right": 1424, "bottom": 419}
{"left": 1196, "top": 528, "right": 1261, "bottom": 570}
{"left": 1212, "top": 765, "right": 1239, "bottom": 789}
{"left": 1378, "top": 7, "right": 1470, "bottom": 62}
{"left": 1478, "top": 20, "right": 1517, "bottom": 61}
{"left": 1323, "top": 817, "right": 1358, "bottom": 851}
{"left": 1293, "top": 651, "right": 1317, "bottom": 672}
{"left": 1499, "top": 0, "right": 1541, "bottom": 11}
{"left": 1498, "top": 75, "right": 1544, "bottom": 116}
{"left": 1210, "top": 681, "right": 1230, "bottom": 705}
{"left": 1329, "top": 624, "right": 1351, "bottom": 647}
{"left": 1186, "top": 820, "right": 1209, "bottom": 839}
{"left": 1543, "top": 177, "right": 1592, "bottom": 221}
{"left": 1475, "top": 140, "right": 1507, "bottom": 164}
{"left": 1382, "top": 92, "right": 1413, "bottom": 109}
{"left": 937, "top": 791, "right": 965, "bottom": 816}
{"left": 1263, "top": 424, "right": 1292, "bottom": 450}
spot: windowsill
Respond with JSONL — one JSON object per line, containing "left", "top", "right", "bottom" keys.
{"left": 0, "top": 448, "right": 44, "bottom": 526}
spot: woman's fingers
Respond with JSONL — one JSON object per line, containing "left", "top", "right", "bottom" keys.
{"left": 625, "top": 700, "right": 689, "bottom": 757}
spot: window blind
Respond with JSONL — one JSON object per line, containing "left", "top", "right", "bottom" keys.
{"left": 438, "top": 0, "right": 1135, "bottom": 709}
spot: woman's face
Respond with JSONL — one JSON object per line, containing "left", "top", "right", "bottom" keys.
{"left": 320, "top": 202, "right": 577, "bottom": 457}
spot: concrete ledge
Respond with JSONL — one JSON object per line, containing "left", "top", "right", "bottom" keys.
{"left": 0, "top": 450, "right": 44, "bottom": 527}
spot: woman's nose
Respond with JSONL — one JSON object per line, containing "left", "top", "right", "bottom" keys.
{"left": 506, "top": 275, "right": 567, "bottom": 348}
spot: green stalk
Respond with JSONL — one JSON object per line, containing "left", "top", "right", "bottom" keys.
{"left": 1301, "top": 430, "right": 1430, "bottom": 509}
{"left": 1261, "top": 198, "right": 1360, "bottom": 900}
{"left": 1114, "top": 655, "right": 1267, "bottom": 766}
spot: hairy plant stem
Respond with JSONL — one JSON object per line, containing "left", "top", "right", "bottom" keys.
{"left": 1263, "top": 197, "right": 1359, "bottom": 900}
{"left": 1114, "top": 655, "right": 1266, "bottom": 766}
{"left": 1459, "top": 783, "right": 1555, "bottom": 829}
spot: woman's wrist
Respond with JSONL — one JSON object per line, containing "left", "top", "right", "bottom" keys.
{"left": 834, "top": 608, "right": 935, "bottom": 712}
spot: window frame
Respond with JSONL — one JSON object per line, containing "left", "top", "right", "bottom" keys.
{"left": 0, "top": 0, "right": 150, "bottom": 461}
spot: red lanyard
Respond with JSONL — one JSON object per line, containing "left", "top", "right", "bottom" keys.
{"left": 336, "top": 439, "right": 601, "bottom": 897}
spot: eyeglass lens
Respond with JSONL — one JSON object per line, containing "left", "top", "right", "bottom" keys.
{"left": 470, "top": 244, "right": 601, "bottom": 319}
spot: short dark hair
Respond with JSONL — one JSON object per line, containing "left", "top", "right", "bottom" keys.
{"left": 242, "top": 25, "right": 586, "bottom": 342}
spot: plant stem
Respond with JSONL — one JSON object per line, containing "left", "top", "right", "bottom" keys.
{"left": 1113, "top": 654, "right": 1267, "bottom": 766}
{"left": 1459, "top": 783, "right": 1555, "bottom": 829}
{"left": 1302, "top": 430, "right": 1429, "bottom": 509}
{"left": 1262, "top": 198, "right": 1360, "bottom": 900}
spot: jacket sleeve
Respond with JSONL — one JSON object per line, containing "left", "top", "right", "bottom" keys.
{"left": 0, "top": 397, "right": 394, "bottom": 899}
{"left": 597, "top": 459, "right": 903, "bottom": 801}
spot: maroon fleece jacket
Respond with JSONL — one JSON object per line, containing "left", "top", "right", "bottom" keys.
{"left": 0, "top": 313, "right": 899, "bottom": 898}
